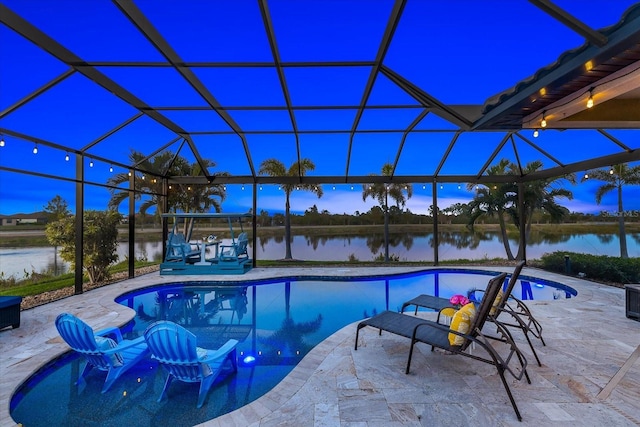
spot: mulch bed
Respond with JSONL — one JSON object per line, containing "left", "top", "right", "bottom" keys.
{"left": 20, "top": 265, "right": 160, "bottom": 310}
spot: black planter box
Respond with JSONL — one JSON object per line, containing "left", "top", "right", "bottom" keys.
{"left": 625, "top": 284, "right": 640, "bottom": 321}
{"left": 0, "top": 296, "right": 22, "bottom": 330}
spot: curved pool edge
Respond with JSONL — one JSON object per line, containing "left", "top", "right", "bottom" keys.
{"left": 0, "top": 265, "right": 614, "bottom": 426}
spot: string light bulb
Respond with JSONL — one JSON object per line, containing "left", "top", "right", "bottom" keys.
{"left": 0, "top": 135, "right": 5, "bottom": 147}
{"left": 33, "top": 144, "right": 38, "bottom": 154}
{"left": 65, "top": 153, "right": 70, "bottom": 161}
{"left": 533, "top": 129, "right": 539, "bottom": 138}
{"left": 609, "top": 167, "right": 614, "bottom": 175}
{"left": 109, "top": 165, "right": 113, "bottom": 172}
{"left": 89, "top": 160, "right": 94, "bottom": 167}
{"left": 540, "top": 111, "right": 547, "bottom": 128}
{"left": 586, "top": 88, "right": 594, "bottom": 109}
{"left": 584, "top": 173, "right": 589, "bottom": 179}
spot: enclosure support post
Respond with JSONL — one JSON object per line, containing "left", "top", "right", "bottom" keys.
{"left": 518, "top": 181, "right": 527, "bottom": 263}
{"left": 161, "top": 178, "right": 169, "bottom": 262}
{"left": 128, "top": 170, "right": 135, "bottom": 279}
{"left": 252, "top": 183, "right": 257, "bottom": 267}
{"left": 74, "top": 154, "right": 84, "bottom": 295}
{"left": 432, "top": 180, "right": 439, "bottom": 266}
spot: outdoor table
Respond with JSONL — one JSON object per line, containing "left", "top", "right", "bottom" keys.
{"left": 195, "top": 240, "right": 221, "bottom": 265}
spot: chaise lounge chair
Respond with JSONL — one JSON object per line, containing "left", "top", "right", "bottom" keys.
{"left": 355, "top": 273, "right": 530, "bottom": 421}
{"left": 143, "top": 320, "right": 239, "bottom": 408}
{"left": 401, "top": 261, "right": 544, "bottom": 366}
{"left": 465, "top": 262, "right": 545, "bottom": 366}
{"left": 55, "top": 312, "right": 150, "bottom": 393}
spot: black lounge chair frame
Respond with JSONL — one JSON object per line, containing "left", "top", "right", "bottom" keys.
{"left": 401, "top": 261, "right": 545, "bottom": 367}
{"left": 355, "top": 273, "right": 530, "bottom": 422}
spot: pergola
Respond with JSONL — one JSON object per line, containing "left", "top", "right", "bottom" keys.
{"left": 1, "top": 1, "right": 640, "bottom": 290}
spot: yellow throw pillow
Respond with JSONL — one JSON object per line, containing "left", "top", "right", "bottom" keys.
{"left": 490, "top": 288, "right": 504, "bottom": 316}
{"left": 448, "top": 302, "right": 477, "bottom": 346}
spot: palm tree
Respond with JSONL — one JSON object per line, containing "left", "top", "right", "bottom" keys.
{"left": 467, "top": 159, "right": 574, "bottom": 261}
{"left": 107, "top": 150, "right": 227, "bottom": 233}
{"left": 507, "top": 160, "right": 575, "bottom": 260}
{"left": 107, "top": 150, "right": 175, "bottom": 218}
{"left": 362, "top": 163, "right": 413, "bottom": 262}
{"left": 466, "top": 159, "right": 515, "bottom": 260}
{"left": 581, "top": 163, "right": 640, "bottom": 258}
{"left": 258, "top": 158, "right": 323, "bottom": 260}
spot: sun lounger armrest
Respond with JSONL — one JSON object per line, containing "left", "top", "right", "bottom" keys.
{"left": 504, "top": 298, "right": 543, "bottom": 335}
{"left": 95, "top": 326, "right": 124, "bottom": 343}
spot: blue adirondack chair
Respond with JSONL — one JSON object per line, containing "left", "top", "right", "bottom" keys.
{"left": 165, "top": 232, "right": 201, "bottom": 264}
{"left": 143, "top": 321, "right": 239, "bottom": 408}
{"left": 219, "top": 232, "right": 249, "bottom": 262}
{"left": 55, "top": 312, "right": 149, "bottom": 393}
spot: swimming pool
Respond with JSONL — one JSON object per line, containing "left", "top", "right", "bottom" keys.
{"left": 10, "top": 269, "right": 576, "bottom": 426}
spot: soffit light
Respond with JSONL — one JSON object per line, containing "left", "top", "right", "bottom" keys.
{"left": 586, "top": 88, "right": 594, "bottom": 109}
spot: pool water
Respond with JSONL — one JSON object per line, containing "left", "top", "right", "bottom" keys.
{"left": 10, "top": 269, "right": 576, "bottom": 426}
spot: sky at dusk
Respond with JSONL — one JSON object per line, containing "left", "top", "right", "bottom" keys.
{"left": 1, "top": 0, "right": 640, "bottom": 217}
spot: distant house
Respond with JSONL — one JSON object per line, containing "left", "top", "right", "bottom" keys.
{"left": 1, "top": 217, "right": 16, "bottom": 226}
{"left": 0, "top": 212, "right": 48, "bottom": 226}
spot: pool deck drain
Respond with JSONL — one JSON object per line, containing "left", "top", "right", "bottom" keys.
{"left": 1, "top": 266, "right": 640, "bottom": 426}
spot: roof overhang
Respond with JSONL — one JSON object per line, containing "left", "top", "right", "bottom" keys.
{"left": 475, "top": 4, "right": 640, "bottom": 131}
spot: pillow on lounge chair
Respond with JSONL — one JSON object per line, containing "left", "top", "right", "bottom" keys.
{"left": 490, "top": 288, "right": 504, "bottom": 316}
{"left": 95, "top": 336, "right": 124, "bottom": 367}
{"left": 448, "top": 302, "right": 476, "bottom": 346}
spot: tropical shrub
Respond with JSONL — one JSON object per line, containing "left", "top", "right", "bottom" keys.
{"left": 539, "top": 251, "right": 640, "bottom": 284}
{"left": 45, "top": 210, "right": 121, "bottom": 284}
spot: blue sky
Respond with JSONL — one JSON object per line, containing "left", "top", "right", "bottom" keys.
{"left": 1, "top": 0, "right": 640, "bottom": 216}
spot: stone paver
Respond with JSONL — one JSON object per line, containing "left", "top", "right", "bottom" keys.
{"left": 1, "top": 266, "right": 639, "bottom": 426}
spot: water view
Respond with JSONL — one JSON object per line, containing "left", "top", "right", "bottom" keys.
{"left": 2, "top": 230, "right": 639, "bottom": 279}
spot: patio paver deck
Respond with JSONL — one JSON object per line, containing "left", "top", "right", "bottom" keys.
{"left": 1, "top": 266, "right": 639, "bottom": 426}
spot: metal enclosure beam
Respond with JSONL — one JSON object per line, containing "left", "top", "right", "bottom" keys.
{"left": 345, "top": 0, "right": 407, "bottom": 178}
{"left": 528, "top": 0, "right": 608, "bottom": 46}
{"left": 259, "top": 0, "right": 302, "bottom": 177}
